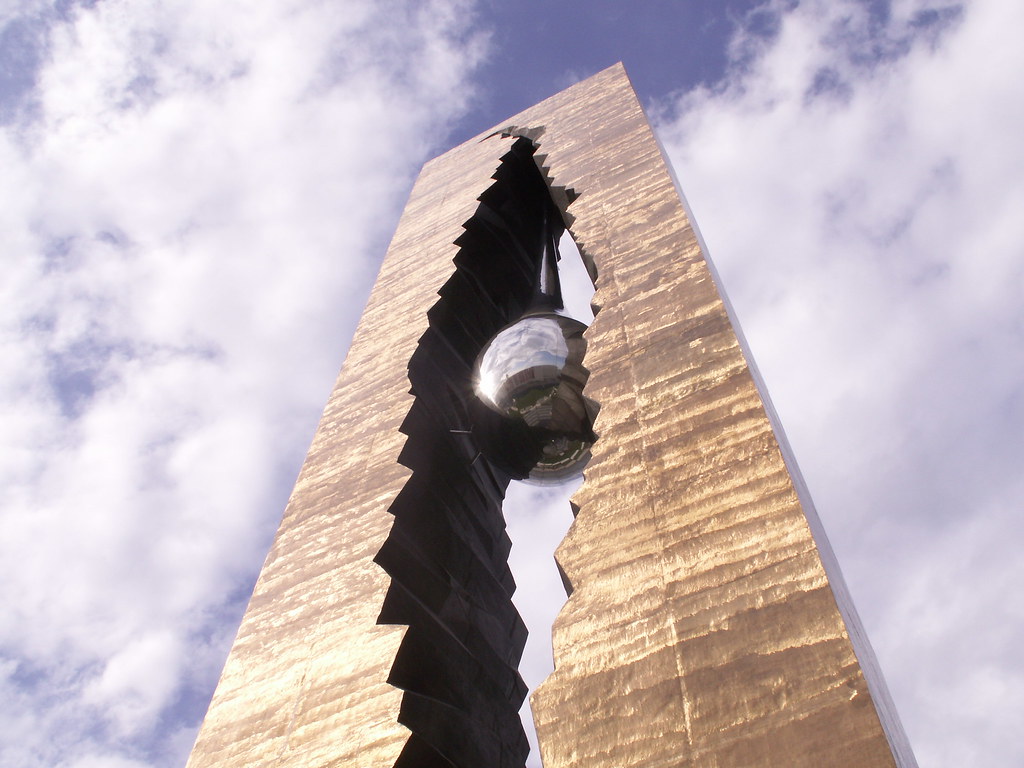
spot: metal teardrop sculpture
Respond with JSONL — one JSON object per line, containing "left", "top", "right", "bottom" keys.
{"left": 475, "top": 311, "right": 595, "bottom": 484}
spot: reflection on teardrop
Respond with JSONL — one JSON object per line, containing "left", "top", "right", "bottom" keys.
{"left": 475, "top": 312, "right": 596, "bottom": 485}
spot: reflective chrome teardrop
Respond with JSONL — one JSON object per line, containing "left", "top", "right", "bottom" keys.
{"left": 475, "top": 312, "right": 595, "bottom": 484}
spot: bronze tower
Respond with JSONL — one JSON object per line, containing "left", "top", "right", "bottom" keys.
{"left": 187, "top": 64, "right": 916, "bottom": 768}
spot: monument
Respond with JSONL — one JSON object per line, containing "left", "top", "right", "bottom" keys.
{"left": 187, "top": 64, "right": 917, "bottom": 767}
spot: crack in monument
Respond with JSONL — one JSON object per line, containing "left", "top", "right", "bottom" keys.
{"left": 374, "top": 137, "right": 586, "bottom": 768}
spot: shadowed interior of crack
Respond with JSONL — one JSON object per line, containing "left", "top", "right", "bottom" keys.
{"left": 374, "top": 137, "right": 581, "bottom": 768}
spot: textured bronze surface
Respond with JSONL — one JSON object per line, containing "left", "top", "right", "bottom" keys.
{"left": 187, "top": 64, "right": 916, "bottom": 767}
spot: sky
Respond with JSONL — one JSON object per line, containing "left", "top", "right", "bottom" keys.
{"left": 0, "top": 1, "right": 1021, "bottom": 766}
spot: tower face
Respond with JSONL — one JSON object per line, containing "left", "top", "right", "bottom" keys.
{"left": 187, "top": 64, "right": 917, "bottom": 768}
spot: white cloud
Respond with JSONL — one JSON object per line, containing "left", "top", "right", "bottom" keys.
{"left": 81, "top": 629, "right": 183, "bottom": 738}
{"left": 655, "top": 0, "right": 1023, "bottom": 764}
{"left": 0, "top": 0, "right": 486, "bottom": 765}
